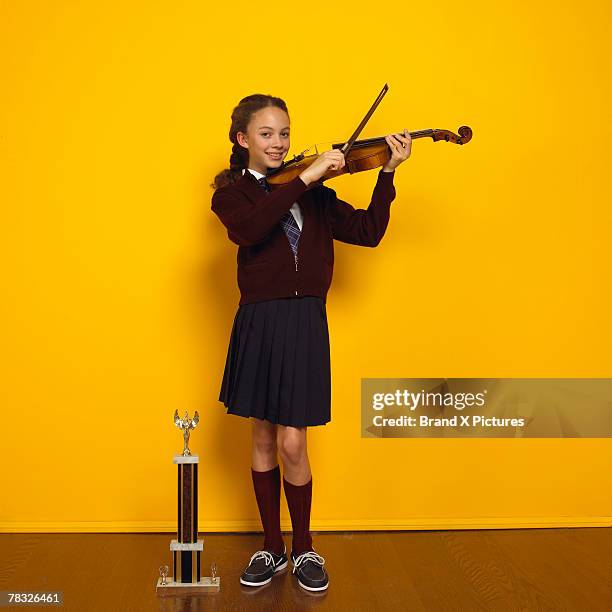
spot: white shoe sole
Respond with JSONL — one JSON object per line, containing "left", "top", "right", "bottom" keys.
{"left": 240, "top": 576, "right": 272, "bottom": 587}
{"left": 297, "top": 577, "right": 329, "bottom": 591}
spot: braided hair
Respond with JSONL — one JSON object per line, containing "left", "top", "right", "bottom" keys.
{"left": 211, "top": 94, "right": 289, "bottom": 190}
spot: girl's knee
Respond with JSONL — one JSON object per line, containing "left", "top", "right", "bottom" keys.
{"left": 252, "top": 418, "right": 277, "bottom": 453}
{"left": 277, "top": 429, "right": 307, "bottom": 464}
{"left": 253, "top": 437, "right": 276, "bottom": 456}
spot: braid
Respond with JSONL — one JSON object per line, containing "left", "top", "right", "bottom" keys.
{"left": 229, "top": 142, "right": 247, "bottom": 171}
{"left": 211, "top": 94, "right": 289, "bottom": 190}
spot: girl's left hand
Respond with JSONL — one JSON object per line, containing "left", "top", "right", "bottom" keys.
{"left": 382, "top": 128, "right": 412, "bottom": 172}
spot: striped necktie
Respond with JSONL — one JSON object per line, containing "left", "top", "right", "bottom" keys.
{"left": 256, "top": 176, "right": 301, "bottom": 263}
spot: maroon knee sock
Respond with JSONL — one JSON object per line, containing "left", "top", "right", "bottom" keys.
{"left": 282, "top": 476, "right": 313, "bottom": 555}
{"left": 251, "top": 465, "right": 284, "bottom": 555}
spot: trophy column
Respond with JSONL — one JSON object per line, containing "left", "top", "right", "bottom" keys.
{"left": 173, "top": 454, "right": 202, "bottom": 583}
{"left": 156, "top": 410, "right": 220, "bottom": 596}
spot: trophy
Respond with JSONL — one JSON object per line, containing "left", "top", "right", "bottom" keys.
{"left": 156, "top": 410, "right": 221, "bottom": 596}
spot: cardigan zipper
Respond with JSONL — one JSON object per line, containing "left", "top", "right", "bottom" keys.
{"left": 295, "top": 255, "right": 298, "bottom": 295}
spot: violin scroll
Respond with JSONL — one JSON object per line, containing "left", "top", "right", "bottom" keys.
{"left": 431, "top": 126, "right": 473, "bottom": 145}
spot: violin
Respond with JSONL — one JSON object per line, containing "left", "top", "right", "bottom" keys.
{"left": 266, "top": 84, "right": 473, "bottom": 187}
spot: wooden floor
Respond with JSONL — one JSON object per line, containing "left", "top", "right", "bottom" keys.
{"left": 1, "top": 529, "right": 611, "bottom": 611}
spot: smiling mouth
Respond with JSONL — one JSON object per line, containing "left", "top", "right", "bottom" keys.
{"left": 266, "top": 152, "right": 284, "bottom": 159}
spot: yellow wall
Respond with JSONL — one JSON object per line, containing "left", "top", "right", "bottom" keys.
{"left": 1, "top": 1, "right": 610, "bottom": 533}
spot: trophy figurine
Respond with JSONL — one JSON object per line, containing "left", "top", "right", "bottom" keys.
{"left": 156, "top": 409, "right": 221, "bottom": 596}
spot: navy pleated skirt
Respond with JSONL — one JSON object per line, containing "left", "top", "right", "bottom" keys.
{"left": 218, "top": 296, "right": 331, "bottom": 427}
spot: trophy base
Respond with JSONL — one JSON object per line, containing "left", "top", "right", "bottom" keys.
{"left": 156, "top": 576, "right": 220, "bottom": 596}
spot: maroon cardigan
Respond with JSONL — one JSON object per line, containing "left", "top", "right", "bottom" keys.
{"left": 211, "top": 168, "right": 397, "bottom": 305}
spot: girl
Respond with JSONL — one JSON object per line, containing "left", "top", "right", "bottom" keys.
{"left": 211, "top": 94, "right": 411, "bottom": 592}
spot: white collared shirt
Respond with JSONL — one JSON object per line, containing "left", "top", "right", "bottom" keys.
{"left": 242, "top": 167, "right": 303, "bottom": 230}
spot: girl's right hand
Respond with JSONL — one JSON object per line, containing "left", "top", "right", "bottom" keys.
{"left": 299, "top": 150, "right": 346, "bottom": 186}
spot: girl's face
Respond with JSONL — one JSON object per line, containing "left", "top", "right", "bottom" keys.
{"left": 237, "top": 106, "right": 290, "bottom": 174}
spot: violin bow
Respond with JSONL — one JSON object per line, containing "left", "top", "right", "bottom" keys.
{"left": 340, "top": 83, "right": 389, "bottom": 157}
